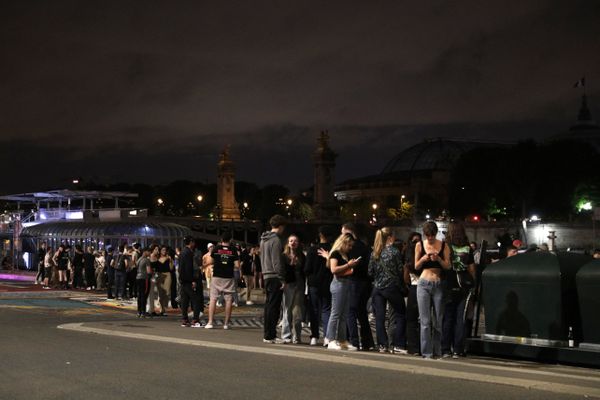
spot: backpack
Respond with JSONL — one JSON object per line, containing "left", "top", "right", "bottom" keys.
{"left": 114, "top": 255, "right": 127, "bottom": 271}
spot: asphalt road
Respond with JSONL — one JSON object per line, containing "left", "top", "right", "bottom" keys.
{"left": 0, "top": 296, "right": 598, "bottom": 400}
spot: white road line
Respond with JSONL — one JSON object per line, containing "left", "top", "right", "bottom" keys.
{"left": 57, "top": 322, "right": 600, "bottom": 398}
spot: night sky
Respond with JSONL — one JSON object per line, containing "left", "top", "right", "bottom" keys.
{"left": 2, "top": 1, "right": 599, "bottom": 194}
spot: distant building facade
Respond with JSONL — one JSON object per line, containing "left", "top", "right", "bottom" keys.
{"left": 334, "top": 138, "right": 505, "bottom": 213}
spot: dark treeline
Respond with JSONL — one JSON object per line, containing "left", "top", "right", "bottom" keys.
{"left": 450, "top": 139, "right": 600, "bottom": 221}
{"left": 73, "top": 180, "right": 311, "bottom": 222}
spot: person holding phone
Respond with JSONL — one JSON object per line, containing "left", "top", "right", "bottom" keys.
{"left": 368, "top": 227, "right": 407, "bottom": 354}
{"left": 342, "top": 222, "right": 375, "bottom": 351}
{"left": 325, "top": 233, "right": 360, "bottom": 351}
{"left": 414, "top": 221, "right": 450, "bottom": 359}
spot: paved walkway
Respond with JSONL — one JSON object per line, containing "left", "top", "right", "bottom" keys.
{"left": 59, "top": 318, "right": 600, "bottom": 399}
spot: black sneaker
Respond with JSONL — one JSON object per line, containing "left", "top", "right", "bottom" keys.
{"left": 181, "top": 320, "right": 191, "bottom": 327}
{"left": 378, "top": 345, "right": 388, "bottom": 353}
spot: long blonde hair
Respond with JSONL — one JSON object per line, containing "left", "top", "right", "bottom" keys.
{"left": 283, "top": 234, "right": 303, "bottom": 264}
{"left": 372, "top": 227, "right": 394, "bottom": 260}
{"left": 328, "top": 233, "right": 354, "bottom": 268}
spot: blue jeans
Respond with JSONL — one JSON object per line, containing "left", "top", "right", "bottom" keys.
{"left": 417, "top": 278, "right": 444, "bottom": 358}
{"left": 442, "top": 291, "right": 468, "bottom": 355}
{"left": 372, "top": 285, "right": 407, "bottom": 348}
{"left": 326, "top": 277, "right": 350, "bottom": 342}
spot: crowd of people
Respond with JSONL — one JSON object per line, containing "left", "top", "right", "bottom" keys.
{"left": 35, "top": 215, "right": 489, "bottom": 359}
{"left": 257, "top": 215, "right": 479, "bottom": 359}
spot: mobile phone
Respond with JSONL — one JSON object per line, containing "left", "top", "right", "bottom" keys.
{"left": 355, "top": 256, "right": 362, "bottom": 261}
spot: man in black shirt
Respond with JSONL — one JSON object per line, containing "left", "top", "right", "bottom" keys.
{"left": 304, "top": 225, "right": 334, "bottom": 346}
{"left": 206, "top": 232, "right": 239, "bottom": 330}
{"left": 179, "top": 237, "right": 202, "bottom": 327}
{"left": 343, "top": 222, "right": 375, "bottom": 351}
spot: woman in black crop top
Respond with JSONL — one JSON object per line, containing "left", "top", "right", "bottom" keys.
{"left": 414, "top": 221, "right": 450, "bottom": 359}
{"left": 156, "top": 246, "right": 173, "bottom": 316}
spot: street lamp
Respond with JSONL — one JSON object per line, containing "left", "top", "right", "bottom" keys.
{"left": 243, "top": 202, "right": 249, "bottom": 209}
{"left": 197, "top": 195, "right": 203, "bottom": 202}
{"left": 372, "top": 203, "right": 378, "bottom": 211}
{"left": 157, "top": 198, "right": 164, "bottom": 206}
{"left": 287, "top": 199, "right": 293, "bottom": 206}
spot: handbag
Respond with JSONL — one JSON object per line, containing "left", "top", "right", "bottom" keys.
{"left": 456, "top": 270, "right": 475, "bottom": 289}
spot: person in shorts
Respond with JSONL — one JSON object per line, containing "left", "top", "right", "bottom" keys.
{"left": 42, "top": 246, "right": 54, "bottom": 289}
{"left": 205, "top": 232, "right": 240, "bottom": 330}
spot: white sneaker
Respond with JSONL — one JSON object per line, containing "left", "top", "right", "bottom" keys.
{"left": 245, "top": 301, "right": 254, "bottom": 305}
{"left": 263, "top": 338, "right": 275, "bottom": 344}
{"left": 327, "top": 341, "right": 342, "bottom": 350}
{"left": 342, "top": 342, "right": 358, "bottom": 351}
{"left": 323, "top": 338, "right": 330, "bottom": 347}
{"left": 191, "top": 322, "right": 202, "bottom": 328}
{"left": 216, "top": 301, "right": 223, "bottom": 307}
{"left": 281, "top": 338, "right": 292, "bottom": 344}
{"left": 205, "top": 323, "right": 214, "bottom": 329}
{"left": 223, "top": 324, "right": 230, "bottom": 330}
{"left": 310, "top": 338, "right": 318, "bottom": 346}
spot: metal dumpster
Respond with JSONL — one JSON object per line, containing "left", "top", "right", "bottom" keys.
{"left": 576, "top": 259, "right": 600, "bottom": 350}
{"left": 482, "top": 251, "right": 590, "bottom": 346}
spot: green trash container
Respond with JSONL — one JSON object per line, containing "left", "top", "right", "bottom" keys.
{"left": 482, "top": 251, "right": 589, "bottom": 345}
{"left": 576, "top": 260, "right": 600, "bottom": 350}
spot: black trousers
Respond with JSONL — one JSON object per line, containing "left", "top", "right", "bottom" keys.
{"left": 36, "top": 262, "right": 45, "bottom": 282}
{"left": 308, "top": 286, "right": 331, "bottom": 339}
{"left": 180, "top": 282, "right": 202, "bottom": 321}
{"left": 137, "top": 278, "right": 150, "bottom": 314}
{"left": 107, "top": 267, "right": 115, "bottom": 298}
{"left": 127, "top": 268, "right": 137, "bottom": 298}
{"left": 348, "top": 279, "right": 375, "bottom": 349}
{"left": 372, "top": 285, "right": 407, "bottom": 348}
{"left": 85, "top": 267, "right": 95, "bottom": 288}
{"left": 263, "top": 278, "right": 283, "bottom": 340}
{"left": 406, "top": 285, "right": 420, "bottom": 354}
{"left": 170, "top": 270, "right": 179, "bottom": 308}
{"left": 73, "top": 265, "right": 84, "bottom": 288}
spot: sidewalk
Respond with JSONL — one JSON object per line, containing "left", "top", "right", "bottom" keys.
{"left": 59, "top": 317, "right": 600, "bottom": 399}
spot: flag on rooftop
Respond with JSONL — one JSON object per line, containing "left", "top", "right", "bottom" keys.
{"left": 574, "top": 77, "right": 586, "bottom": 88}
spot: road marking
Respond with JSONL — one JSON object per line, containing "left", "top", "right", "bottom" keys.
{"left": 58, "top": 322, "right": 600, "bottom": 398}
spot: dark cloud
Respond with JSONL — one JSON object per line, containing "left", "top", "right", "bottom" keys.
{"left": 0, "top": 0, "right": 598, "bottom": 192}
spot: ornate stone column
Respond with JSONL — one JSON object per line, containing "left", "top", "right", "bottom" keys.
{"left": 313, "top": 131, "right": 339, "bottom": 221}
{"left": 217, "top": 146, "right": 240, "bottom": 220}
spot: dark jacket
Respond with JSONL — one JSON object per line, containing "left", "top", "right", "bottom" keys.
{"left": 178, "top": 246, "right": 197, "bottom": 284}
{"left": 304, "top": 242, "right": 332, "bottom": 294}
{"left": 349, "top": 239, "right": 371, "bottom": 281}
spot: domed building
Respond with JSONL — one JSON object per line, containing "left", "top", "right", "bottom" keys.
{"left": 334, "top": 138, "right": 504, "bottom": 213}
